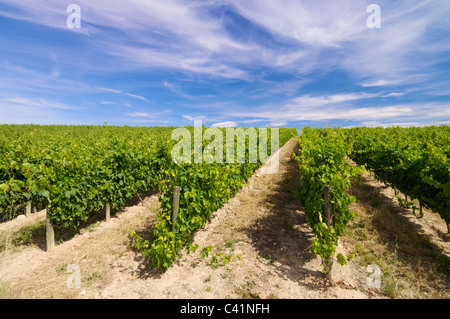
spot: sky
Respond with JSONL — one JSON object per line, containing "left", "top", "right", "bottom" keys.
{"left": 0, "top": 0, "right": 449, "bottom": 129}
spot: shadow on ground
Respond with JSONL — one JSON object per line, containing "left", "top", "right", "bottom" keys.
{"left": 5, "top": 190, "right": 159, "bottom": 253}
{"left": 243, "top": 141, "right": 327, "bottom": 291}
{"left": 348, "top": 175, "right": 450, "bottom": 276}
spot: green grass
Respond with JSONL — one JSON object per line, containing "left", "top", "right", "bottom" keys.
{"left": 224, "top": 238, "right": 239, "bottom": 251}
{"left": 203, "top": 275, "right": 211, "bottom": 283}
{"left": 0, "top": 279, "right": 11, "bottom": 298}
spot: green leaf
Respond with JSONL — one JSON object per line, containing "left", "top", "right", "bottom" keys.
{"left": 336, "top": 253, "right": 347, "bottom": 266}
{"left": 39, "top": 190, "right": 50, "bottom": 198}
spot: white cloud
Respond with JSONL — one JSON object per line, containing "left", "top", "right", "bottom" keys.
{"left": 99, "top": 87, "right": 123, "bottom": 94}
{"left": 211, "top": 121, "right": 238, "bottom": 128}
{"left": 359, "top": 120, "right": 450, "bottom": 128}
{"left": 163, "top": 81, "right": 182, "bottom": 95}
{"left": 287, "top": 93, "right": 379, "bottom": 108}
{"left": 242, "top": 119, "right": 264, "bottom": 124}
{"left": 0, "top": 96, "right": 82, "bottom": 124}
{"left": 270, "top": 121, "right": 288, "bottom": 127}
{"left": 125, "top": 93, "right": 147, "bottom": 101}
{"left": 230, "top": 0, "right": 368, "bottom": 47}
{"left": 230, "top": 0, "right": 450, "bottom": 84}
{"left": 5, "top": 97, "right": 78, "bottom": 110}
{"left": 127, "top": 112, "right": 152, "bottom": 118}
{"left": 225, "top": 100, "right": 450, "bottom": 124}
{"left": 3, "top": 0, "right": 449, "bottom": 85}
{"left": 98, "top": 87, "right": 148, "bottom": 101}
{"left": 0, "top": 0, "right": 257, "bottom": 80}
{"left": 360, "top": 80, "right": 402, "bottom": 87}
{"left": 383, "top": 92, "right": 404, "bottom": 97}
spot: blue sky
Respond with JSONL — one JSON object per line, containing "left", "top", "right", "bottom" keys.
{"left": 0, "top": 0, "right": 449, "bottom": 129}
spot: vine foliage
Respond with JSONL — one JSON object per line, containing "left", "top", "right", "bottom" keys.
{"left": 295, "top": 126, "right": 364, "bottom": 274}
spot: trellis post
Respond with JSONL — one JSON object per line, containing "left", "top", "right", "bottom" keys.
{"left": 172, "top": 186, "right": 181, "bottom": 231}
{"left": 46, "top": 207, "right": 55, "bottom": 252}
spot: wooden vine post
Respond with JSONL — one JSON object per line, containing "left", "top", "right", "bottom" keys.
{"left": 323, "top": 185, "right": 333, "bottom": 282}
{"left": 172, "top": 186, "right": 181, "bottom": 231}
{"left": 46, "top": 207, "right": 55, "bottom": 252}
{"left": 106, "top": 203, "right": 111, "bottom": 222}
{"left": 26, "top": 201, "right": 32, "bottom": 218}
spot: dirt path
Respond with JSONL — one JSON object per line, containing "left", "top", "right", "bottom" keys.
{"left": 1, "top": 138, "right": 448, "bottom": 299}
{"left": 98, "top": 138, "right": 370, "bottom": 299}
{"left": 345, "top": 171, "right": 450, "bottom": 298}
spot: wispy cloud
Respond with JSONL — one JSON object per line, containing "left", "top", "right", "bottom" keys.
{"left": 98, "top": 87, "right": 148, "bottom": 101}
{"left": 219, "top": 93, "right": 449, "bottom": 124}
{"left": 287, "top": 93, "right": 380, "bottom": 108}
{"left": 127, "top": 112, "right": 153, "bottom": 118}
{"left": 0, "top": 96, "right": 82, "bottom": 124}
{"left": 270, "top": 121, "right": 288, "bottom": 127}
{"left": 211, "top": 121, "right": 238, "bottom": 128}
{"left": 357, "top": 120, "right": 450, "bottom": 128}
{"left": 360, "top": 80, "right": 402, "bottom": 87}
{"left": 5, "top": 97, "right": 79, "bottom": 111}
{"left": 125, "top": 93, "right": 147, "bottom": 101}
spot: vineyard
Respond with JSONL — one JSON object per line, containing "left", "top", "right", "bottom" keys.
{"left": 0, "top": 124, "right": 449, "bottom": 299}
{"left": 296, "top": 125, "right": 449, "bottom": 276}
{"left": 0, "top": 125, "right": 296, "bottom": 268}
{"left": 347, "top": 125, "right": 450, "bottom": 231}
